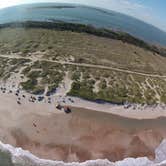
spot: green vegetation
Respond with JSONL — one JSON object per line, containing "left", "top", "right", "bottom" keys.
{"left": 1, "top": 27, "right": 166, "bottom": 75}
{"left": 0, "top": 21, "right": 166, "bottom": 57}
{"left": 0, "top": 54, "right": 165, "bottom": 104}
{"left": 0, "top": 57, "right": 30, "bottom": 80}
{"left": 68, "top": 67, "right": 166, "bottom": 104}
{"left": 21, "top": 61, "right": 65, "bottom": 94}
{"left": 0, "top": 26, "right": 165, "bottom": 104}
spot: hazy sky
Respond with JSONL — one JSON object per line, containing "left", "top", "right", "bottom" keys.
{"left": 0, "top": 0, "right": 166, "bottom": 31}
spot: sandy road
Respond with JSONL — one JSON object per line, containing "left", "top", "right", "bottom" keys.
{"left": 1, "top": 54, "right": 166, "bottom": 78}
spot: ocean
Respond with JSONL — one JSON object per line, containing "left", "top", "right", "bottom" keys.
{"left": 0, "top": 3, "right": 166, "bottom": 45}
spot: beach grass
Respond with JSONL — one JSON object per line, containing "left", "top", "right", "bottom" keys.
{"left": 0, "top": 27, "right": 166, "bottom": 104}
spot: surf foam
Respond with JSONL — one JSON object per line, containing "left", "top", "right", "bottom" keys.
{"left": 1, "top": 140, "right": 166, "bottom": 166}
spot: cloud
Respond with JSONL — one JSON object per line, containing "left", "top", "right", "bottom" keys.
{"left": 0, "top": 0, "right": 21, "bottom": 9}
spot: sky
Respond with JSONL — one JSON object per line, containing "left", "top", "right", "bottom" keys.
{"left": 0, "top": 0, "right": 166, "bottom": 31}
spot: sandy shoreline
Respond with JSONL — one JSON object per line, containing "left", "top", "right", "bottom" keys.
{"left": 0, "top": 81, "right": 166, "bottom": 162}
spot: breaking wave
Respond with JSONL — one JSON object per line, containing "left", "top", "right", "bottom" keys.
{"left": 1, "top": 140, "right": 166, "bottom": 166}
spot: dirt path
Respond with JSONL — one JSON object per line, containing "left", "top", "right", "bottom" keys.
{"left": 1, "top": 54, "right": 166, "bottom": 78}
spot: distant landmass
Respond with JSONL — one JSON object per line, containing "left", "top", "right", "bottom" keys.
{"left": 0, "top": 3, "right": 166, "bottom": 46}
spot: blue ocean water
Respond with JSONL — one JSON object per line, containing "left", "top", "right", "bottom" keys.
{"left": 0, "top": 3, "right": 166, "bottom": 45}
